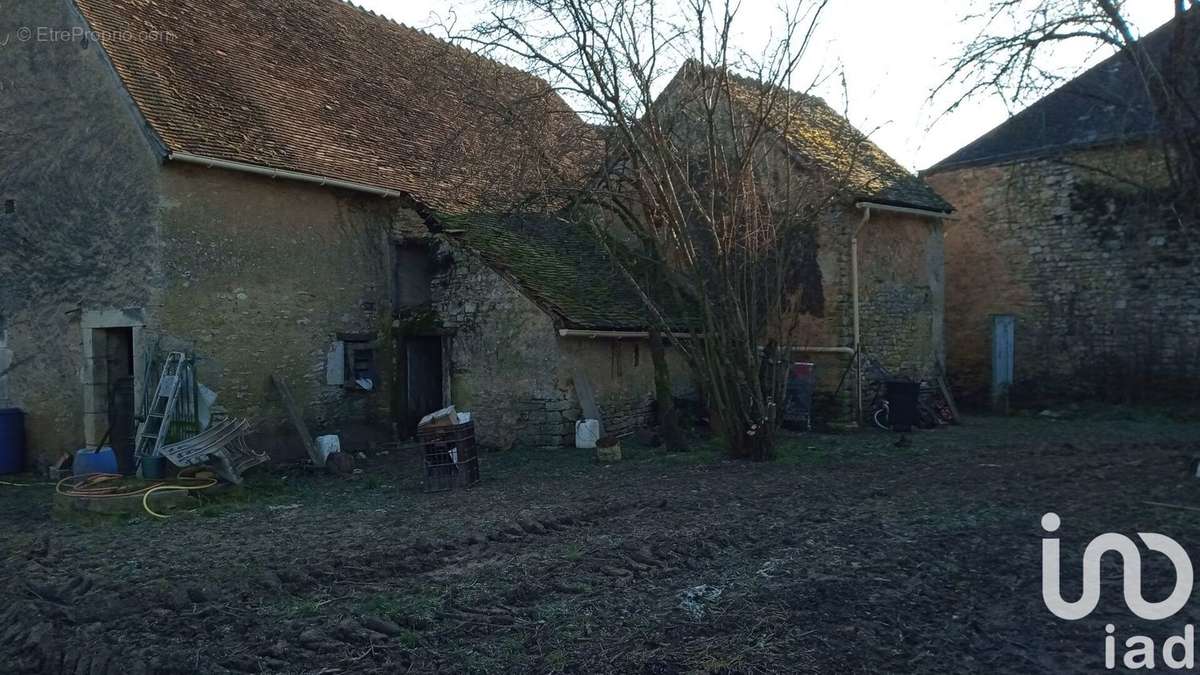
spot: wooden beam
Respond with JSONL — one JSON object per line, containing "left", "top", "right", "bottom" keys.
{"left": 271, "top": 374, "right": 323, "bottom": 466}
{"left": 936, "top": 376, "right": 962, "bottom": 424}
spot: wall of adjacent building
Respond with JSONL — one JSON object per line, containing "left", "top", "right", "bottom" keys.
{"left": 430, "top": 245, "right": 690, "bottom": 448}
{"left": 925, "top": 146, "right": 1200, "bottom": 405}
{"left": 0, "top": 0, "right": 166, "bottom": 466}
{"left": 0, "top": 0, "right": 405, "bottom": 468}
{"left": 157, "top": 165, "right": 400, "bottom": 457}
{"left": 783, "top": 206, "right": 945, "bottom": 419}
{"left": 857, "top": 211, "right": 946, "bottom": 379}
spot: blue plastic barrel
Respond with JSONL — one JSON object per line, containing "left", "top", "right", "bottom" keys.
{"left": 0, "top": 408, "right": 26, "bottom": 474}
{"left": 74, "top": 447, "right": 119, "bottom": 475}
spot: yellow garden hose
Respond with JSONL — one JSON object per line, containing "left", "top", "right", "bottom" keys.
{"left": 55, "top": 472, "right": 219, "bottom": 519}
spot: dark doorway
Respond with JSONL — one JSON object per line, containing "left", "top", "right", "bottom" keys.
{"left": 101, "top": 328, "right": 136, "bottom": 473}
{"left": 394, "top": 244, "right": 433, "bottom": 310}
{"left": 405, "top": 336, "right": 444, "bottom": 434}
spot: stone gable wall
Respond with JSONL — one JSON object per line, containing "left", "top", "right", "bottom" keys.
{"left": 430, "top": 247, "right": 680, "bottom": 448}
{"left": 0, "top": 0, "right": 165, "bottom": 465}
{"left": 926, "top": 148, "right": 1200, "bottom": 405}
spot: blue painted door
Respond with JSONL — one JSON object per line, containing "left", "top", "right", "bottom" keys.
{"left": 991, "top": 315, "right": 1015, "bottom": 411}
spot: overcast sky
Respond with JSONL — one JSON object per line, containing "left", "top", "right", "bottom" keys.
{"left": 355, "top": 0, "right": 1175, "bottom": 171}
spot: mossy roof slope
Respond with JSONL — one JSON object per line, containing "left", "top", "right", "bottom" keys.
{"left": 441, "top": 213, "right": 671, "bottom": 331}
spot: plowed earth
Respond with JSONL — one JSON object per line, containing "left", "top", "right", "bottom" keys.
{"left": 2, "top": 415, "right": 1199, "bottom": 673}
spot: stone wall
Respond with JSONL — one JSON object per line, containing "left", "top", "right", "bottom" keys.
{"left": 559, "top": 337, "right": 688, "bottom": 443}
{"left": 430, "top": 245, "right": 688, "bottom": 448}
{"left": 857, "top": 212, "right": 946, "bottom": 379}
{"left": 0, "top": 0, "right": 405, "bottom": 467}
{"left": 786, "top": 207, "right": 946, "bottom": 420}
{"left": 157, "top": 165, "right": 400, "bottom": 457}
{"left": 0, "top": 0, "right": 165, "bottom": 465}
{"left": 926, "top": 147, "right": 1200, "bottom": 405}
{"left": 430, "top": 247, "right": 563, "bottom": 448}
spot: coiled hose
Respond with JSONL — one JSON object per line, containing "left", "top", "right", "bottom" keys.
{"left": 55, "top": 472, "right": 219, "bottom": 519}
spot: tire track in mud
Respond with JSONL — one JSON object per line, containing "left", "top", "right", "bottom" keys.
{"left": 0, "top": 496, "right": 691, "bottom": 673}
{"left": 0, "top": 473, "right": 876, "bottom": 674}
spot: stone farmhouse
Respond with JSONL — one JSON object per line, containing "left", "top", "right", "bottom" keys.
{"left": 925, "top": 11, "right": 1200, "bottom": 406}
{"left": 1, "top": 0, "right": 952, "bottom": 467}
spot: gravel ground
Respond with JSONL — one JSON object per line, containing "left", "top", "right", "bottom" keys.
{"left": 1, "top": 412, "right": 1199, "bottom": 674}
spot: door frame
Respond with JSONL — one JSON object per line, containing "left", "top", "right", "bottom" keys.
{"left": 394, "top": 330, "right": 451, "bottom": 438}
{"left": 80, "top": 308, "right": 146, "bottom": 448}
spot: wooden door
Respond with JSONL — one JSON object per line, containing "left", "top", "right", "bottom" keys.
{"left": 991, "top": 315, "right": 1015, "bottom": 413}
{"left": 405, "top": 336, "right": 443, "bottom": 433}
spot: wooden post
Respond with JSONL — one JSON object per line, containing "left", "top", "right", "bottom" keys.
{"left": 271, "top": 374, "right": 323, "bottom": 466}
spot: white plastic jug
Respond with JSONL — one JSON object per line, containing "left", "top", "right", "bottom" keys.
{"left": 575, "top": 419, "right": 600, "bottom": 449}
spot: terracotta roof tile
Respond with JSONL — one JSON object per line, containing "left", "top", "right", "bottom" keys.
{"left": 669, "top": 64, "right": 952, "bottom": 213}
{"left": 75, "top": 0, "right": 599, "bottom": 212}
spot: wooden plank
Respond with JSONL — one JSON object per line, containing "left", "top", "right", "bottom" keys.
{"left": 271, "top": 374, "right": 323, "bottom": 466}
{"left": 936, "top": 376, "right": 962, "bottom": 424}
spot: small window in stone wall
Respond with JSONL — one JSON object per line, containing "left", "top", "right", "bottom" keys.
{"left": 3, "top": 199, "right": 14, "bottom": 215}
{"left": 340, "top": 333, "right": 377, "bottom": 392}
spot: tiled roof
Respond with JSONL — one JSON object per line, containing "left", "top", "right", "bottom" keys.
{"left": 679, "top": 66, "right": 952, "bottom": 213}
{"left": 439, "top": 213, "right": 687, "bottom": 331}
{"left": 75, "top": 0, "right": 599, "bottom": 212}
{"left": 926, "top": 10, "right": 1198, "bottom": 173}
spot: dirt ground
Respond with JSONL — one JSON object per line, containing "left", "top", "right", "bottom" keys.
{"left": 3, "top": 412, "right": 1200, "bottom": 674}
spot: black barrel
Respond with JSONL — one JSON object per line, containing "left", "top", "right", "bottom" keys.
{"left": 885, "top": 381, "right": 920, "bottom": 432}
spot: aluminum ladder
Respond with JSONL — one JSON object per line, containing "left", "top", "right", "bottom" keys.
{"left": 134, "top": 351, "right": 185, "bottom": 459}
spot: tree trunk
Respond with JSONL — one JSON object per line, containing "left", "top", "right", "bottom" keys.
{"left": 648, "top": 327, "right": 686, "bottom": 451}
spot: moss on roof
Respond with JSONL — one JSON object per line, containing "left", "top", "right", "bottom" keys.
{"left": 438, "top": 212, "right": 676, "bottom": 331}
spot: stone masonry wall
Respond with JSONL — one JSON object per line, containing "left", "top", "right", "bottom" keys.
{"left": 430, "top": 246, "right": 564, "bottom": 449}
{"left": 0, "top": 0, "right": 165, "bottom": 466}
{"left": 0, "top": 1, "right": 405, "bottom": 467}
{"left": 857, "top": 212, "right": 946, "bottom": 379}
{"left": 794, "top": 207, "right": 945, "bottom": 421}
{"left": 158, "top": 165, "right": 399, "bottom": 457}
{"left": 926, "top": 148, "right": 1200, "bottom": 405}
{"left": 431, "top": 245, "right": 689, "bottom": 448}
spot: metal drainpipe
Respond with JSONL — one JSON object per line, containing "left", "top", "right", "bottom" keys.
{"left": 852, "top": 206, "right": 872, "bottom": 425}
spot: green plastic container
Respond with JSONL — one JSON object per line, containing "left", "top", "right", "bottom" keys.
{"left": 140, "top": 455, "right": 168, "bottom": 479}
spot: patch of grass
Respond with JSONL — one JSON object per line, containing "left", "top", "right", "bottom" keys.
{"left": 773, "top": 432, "right": 928, "bottom": 466}
{"left": 639, "top": 435, "right": 726, "bottom": 465}
{"left": 395, "top": 628, "right": 422, "bottom": 649}
{"left": 484, "top": 446, "right": 595, "bottom": 479}
{"left": 542, "top": 649, "right": 571, "bottom": 672}
{"left": 657, "top": 447, "right": 723, "bottom": 465}
{"left": 182, "top": 474, "right": 329, "bottom": 517}
{"left": 562, "top": 543, "right": 583, "bottom": 562}
{"left": 356, "top": 588, "right": 443, "bottom": 624}
{"left": 278, "top": 597, "right": 324, "bottom": 618}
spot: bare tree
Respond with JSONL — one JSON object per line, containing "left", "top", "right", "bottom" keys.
{"left": 938, "top": 0, "right": 1199, "bottom": 215}
{"left": 456, "top": 0, "right": 859, "bottom": 460}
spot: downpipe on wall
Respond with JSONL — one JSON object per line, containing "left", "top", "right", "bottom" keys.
{"left": 853, "top": 201, "right": 955, "bottom": 426}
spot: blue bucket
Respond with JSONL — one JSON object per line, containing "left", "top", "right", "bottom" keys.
{"left": 0, "top": 408, "right": 25, "bottom": 475}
